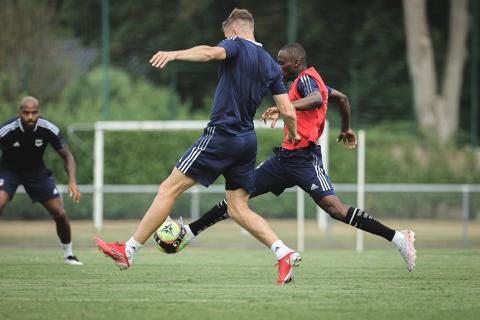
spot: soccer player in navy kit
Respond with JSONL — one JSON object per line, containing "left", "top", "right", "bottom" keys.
{"left": 96, "top": 8, "right": 302, "bottom": 284}
{"left": 0, "top": 96, "right": 83, "bottom": 265}
{"left": 178, "top": 43, "right": 417, "bottom": 272}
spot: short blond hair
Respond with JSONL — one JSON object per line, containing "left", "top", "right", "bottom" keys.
{"left": 222, "top": 8, "right": 254, "bottom": 33}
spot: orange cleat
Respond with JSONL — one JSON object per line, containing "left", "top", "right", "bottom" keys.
{"left": 95, "top": 237, "right": 130, "bottom": 270}
{"left": 276, "top": 251, "right": 301, "bottom": 285}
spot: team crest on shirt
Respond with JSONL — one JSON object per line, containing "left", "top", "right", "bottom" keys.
{"left": 35, "top": 139, "right": 43, "bottom": 147}
{"left": 13, "top": 141, "right": 20, "bottom": 147}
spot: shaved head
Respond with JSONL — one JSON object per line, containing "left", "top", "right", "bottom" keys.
{"left": 18, "top": 96, "right": 40, "bottom": 129}
{"left": 279, "top": 43, "right": 307, "bottom": 67}
{"left": 19, "top": 96, "right": 39, "bottom": 111}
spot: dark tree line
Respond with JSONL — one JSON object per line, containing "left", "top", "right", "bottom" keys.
{"left": 2, "top": 0, "right": 476, "bottom": 141}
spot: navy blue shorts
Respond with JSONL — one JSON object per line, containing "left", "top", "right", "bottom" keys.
{"left": 252, "top": 145, "right": 335, "bottom": 199}
{"left": 0, "top": 168, "right": 60, "bottom": 203}
{"left": 176, "top": 126, "right": 257, "bottom": 194}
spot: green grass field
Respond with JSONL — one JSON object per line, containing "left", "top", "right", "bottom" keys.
{"left": 1, "top": 220, "right": 479, "bottom": 320}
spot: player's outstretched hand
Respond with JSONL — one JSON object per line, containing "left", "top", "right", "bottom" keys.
{"left": 150, "top": 51, "right": 177, "bottom": 68}
{"left": 260, "top": 106, "right": 280, "bottom": 128}
{"left": 336, "top": 128, "right": 357, "bottom": 149}
{"left": 68, "top": 183, "right": 81, "bottom": 203}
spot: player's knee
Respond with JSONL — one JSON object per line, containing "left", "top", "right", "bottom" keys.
{"left": 0, "top": 194, "right": 9, "bottom": 216}
{"left": 157, "top": 177, "right": 189, "bottom": 199}
{"left": 225, "top": 199, "right": 247, "bottom": 219}
{"left": 315, "top": 196, "right": 347, "bottom": 221}
{"left": 0, "top": 202, "right": 8, "bottom": 216}
{"left": 51, "top": 207, "right": 67, "bottom": 221}
{"left": 226, "top": 203, "right": 241, "bottom": 218}
{"left": 326, "top": 204, "right": 344, "bottom": 219}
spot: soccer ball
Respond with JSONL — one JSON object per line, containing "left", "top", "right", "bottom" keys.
{"left": 153, "top": 221, "right": 187, "bottom": 254}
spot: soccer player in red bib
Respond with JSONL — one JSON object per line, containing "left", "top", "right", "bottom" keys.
{"left": 179, "top": 43, "right": 417, "bottom": 272}
{"left": 95, "top": 8, "right": 303, "bottom": 284}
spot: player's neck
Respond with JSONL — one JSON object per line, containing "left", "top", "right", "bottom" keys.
{"left": 236, "top": 31, "right": 255, "bottom": 42}
{"left": 296, "top": 66, "right": 308, "bottom": 77}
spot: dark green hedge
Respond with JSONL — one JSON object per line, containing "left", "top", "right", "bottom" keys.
{"left": 3, "top": 127, "right": 479, "bottom": 220}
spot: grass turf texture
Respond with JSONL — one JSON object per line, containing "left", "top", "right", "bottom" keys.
{"left": 1, "top": 219, "right": 479, "bottom": 320}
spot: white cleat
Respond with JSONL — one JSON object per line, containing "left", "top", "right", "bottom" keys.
{"left": 64, "top": 255, "right": 83, "bottom": 266}
{"left": 398, "top": 230, "right": 416, "bottom": 272}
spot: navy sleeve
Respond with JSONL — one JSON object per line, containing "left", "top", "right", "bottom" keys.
{"left": 326, "top": 86, "right": 332, "bottom": 95}
{"left": 49, "top": 131, "right": 65, "bottom": 151}
{"left": 0, "top": 120, "right": 16, "bottom": 146}
{"left": 269, "top": 63, "right": 287, "bottom": 95}
{"left": 217, "top": 38, "right": 241, "bottom": 60}
{"left": 296, "top": 75, "right": 320, "bottom": 98}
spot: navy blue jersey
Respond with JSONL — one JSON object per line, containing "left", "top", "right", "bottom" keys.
{"left": 0, "top": 117, "right": 65, "bottom": 173}
{"left": 208, "top": 37, "right": 286, "bottom": 135}
{"left": 296, "top": 75, "right": 333, "bottom": 98}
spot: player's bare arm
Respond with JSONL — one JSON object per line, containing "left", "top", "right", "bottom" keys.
{"left": 330, "top": 88, "right": 357, "bottom": 149}
{"left": 293, "top": 91, "right": 323, "bottom": 111}
{"left": 272, "top": 93, "right": 300, "bottom": 144}
{"left": 150, "top": 46, "right": 227, "bottom": 68}
{"left": 56, "top": 145, "right": 81, "bottom": 203}
{"left": 261, "top": 91, "right": 323, "bottom": 128}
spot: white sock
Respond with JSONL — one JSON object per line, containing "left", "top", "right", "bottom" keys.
{"left": 184, "top": 225, "right": 195, "bottom": 244}
{"left": 125, "top": 237, "right": 143, "bottom": 261}
{"left": 60, "top": 241, "right": 73, "bottom": 258}
{"left": 270, "top": 240, "right": 292, "bottom": 260}
{"left": 391, "top": 231, "right": 405, "bottom": 248}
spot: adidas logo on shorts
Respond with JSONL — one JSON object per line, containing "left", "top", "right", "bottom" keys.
{"left": 310, "top": 183, "right": 318, "bottom": 191}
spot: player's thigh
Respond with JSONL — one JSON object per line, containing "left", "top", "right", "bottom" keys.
{"left": 159, "top": 167, "right": 197, "bottom": 197}
{"left": 42, "top": 197, "right": 66, "bottom": 218}
{"left": 0, "top": 191, "right": 10, "bottom": 212}
{"left": 223, "top": 133, "right": 258, "bottom": 194}
{"left": 176, "top": 127, "right": 240, "bottom": 187}
{"left": 22, "top": 170, "right": 60, "bottom": 203}
{"left": 0, "top": 170, "right": 20, "bottom": 202}
{"left": 288, "top": 152, "right": 335, "bottom": 199}
{"left": 251, "top": 155, "right": 294, "bottom": 198}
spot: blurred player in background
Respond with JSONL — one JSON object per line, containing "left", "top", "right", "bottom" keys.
{"left": 96, "top": 8, "right": 303, "bottom": 284}
{"left": 178, "top": 43, "right": 417, "bottom": 272}
{"left": 0, "top": 96, "right": 83, "bottom": 265}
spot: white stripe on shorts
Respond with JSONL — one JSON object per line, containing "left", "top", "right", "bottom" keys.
{"left": 178, "top": 127, "right": 213, "bottom": 172}
{"left": 313, "top": 154, "right": 330, "bottom": 191}
{"left": 178, "top": 127, "right": 216, "bottom": 173}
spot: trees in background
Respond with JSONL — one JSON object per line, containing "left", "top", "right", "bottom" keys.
{"left": 0, "top": 0, "right": 475, "bottom": 145}
{"left": 403, "top": 0, "right": 469, "bottom": 145}
{"left": 0, "top": 0, "right": 94, "bottom": 104}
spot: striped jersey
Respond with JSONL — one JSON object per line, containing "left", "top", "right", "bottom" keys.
{"left": 0, "top": 117, "right": 65, "bottom": 172}
{"left": 209, "top": 37, "right": 287, "bottom": 135}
